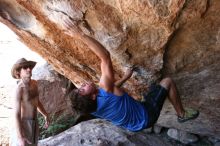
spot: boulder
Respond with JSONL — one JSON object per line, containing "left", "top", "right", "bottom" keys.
{"left": 39, "top": 119, "right": 173, "bottom": 146}
{"left": 167, "top": 128, "right": 198, "bottom": 144}
{"left": 32, "top": 63, "right": 74, "bottom": 117}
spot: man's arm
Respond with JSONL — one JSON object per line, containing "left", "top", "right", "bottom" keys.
{"left": 14, "top": 87, "right": 23, "bottom": 139}
{"left": 64, "top": 20, "right": 114, "bottom": 92}
{"left": 34, "top": 80, "right": 50, "bottom": 128}
{"left": 37, "top": 100, "right": 50, "bottom": 128}
{"left": 79, "top": 35, "right": 114, "bottom": 92}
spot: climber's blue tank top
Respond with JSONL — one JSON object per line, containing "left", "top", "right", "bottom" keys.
{"left": 92, "top": 88, "right": 148, "bottom": 131}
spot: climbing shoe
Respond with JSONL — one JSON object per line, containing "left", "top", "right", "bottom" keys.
{"left": 178, "top": 108, "right": 199, "bottom": 123}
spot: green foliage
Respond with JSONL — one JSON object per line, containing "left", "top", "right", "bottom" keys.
{"left": 38, "top": 114, "right": 76, "bottom": 140}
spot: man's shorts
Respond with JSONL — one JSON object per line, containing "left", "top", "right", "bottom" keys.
{"left": 141, "top": 84, "right": 168, "bottom": 128}
{"left": 10, "top": 119, "right": 39, "bottom": 146}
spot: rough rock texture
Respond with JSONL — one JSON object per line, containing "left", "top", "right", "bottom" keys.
{"left": 158, "top": 0, "right": 220, "bottom": 139}
{"left": 0, "top": 0, "right": 219, "bottom": 140}
{"left": 39, "top": 119, "right": 173, "bottom": 146}
{"left": 32, "top": 63, "right": 74, "bottom": 117}
{"left": 0, "top": 0, "right": 185, "bottom": 98}
{"left": 167, "top": 128, "right": 198, "bottom": 144}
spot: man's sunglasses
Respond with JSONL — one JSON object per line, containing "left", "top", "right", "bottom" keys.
{"left": 21, "top": 65, "right": 33, "bottom": 70}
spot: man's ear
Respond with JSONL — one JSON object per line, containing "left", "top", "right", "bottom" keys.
{"left": 91, "top": 94, "right": 96, "bottom": 100}
{"left": 15, "top": 70, "right": 20, "bottom": 78}
{"left": 73, "top": 89, "right": 78, "bottom": 94}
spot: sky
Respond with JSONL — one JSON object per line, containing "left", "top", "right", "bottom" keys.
{"left": 0, "top": 22, "right": 46, "bottom": 86}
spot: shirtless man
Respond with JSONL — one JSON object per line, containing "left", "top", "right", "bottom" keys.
{"left": 11, "top": 58, "right": 50, "bottom": 146}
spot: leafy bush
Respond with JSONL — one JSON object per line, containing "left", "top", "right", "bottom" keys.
{"left": 38, "top": 114, "right": 76, "bottom": 140}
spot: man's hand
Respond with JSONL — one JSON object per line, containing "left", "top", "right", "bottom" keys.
{"left": 44, "top": 116, "right": 50, "bottom": 129}
{"left": 18, "top": 137, "right": 25, "bottom": 146}
{"left": 124, "top": 66, "right": 135, "bottom": 79}
{"left": 62, "top": 18, "right": 84, "bottom": 39}
{"left": 18, "top": 136, "right": 32, "bottom": 146}
{"left": 114, "top": 65, "right": 136, "bottom": 87}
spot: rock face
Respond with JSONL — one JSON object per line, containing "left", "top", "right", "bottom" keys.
{"left": 0, "top": 0, "right": 219, "bottom": 140}
{"left": 167, "top": 128, "right": 198, "bottom": 144}
{"left": 39, "top": 119, "right": 173, "bottom": 146}
{"left": 32, "top": 63, "right": 74, "bottom": 117}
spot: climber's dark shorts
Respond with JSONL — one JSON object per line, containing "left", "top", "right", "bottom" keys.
{"left": 141, "top": 84, "right": 168, "bottom": 128}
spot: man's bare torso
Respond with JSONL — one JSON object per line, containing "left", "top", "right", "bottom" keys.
{"left": 17, "top": 80, "right": 39, "bottom": 120}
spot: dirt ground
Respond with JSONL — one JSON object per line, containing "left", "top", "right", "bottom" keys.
{"left": 0, "top": 85, "right": 15, "bottom": 145}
